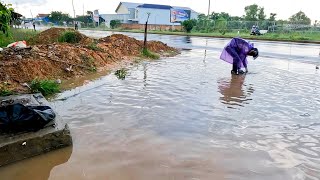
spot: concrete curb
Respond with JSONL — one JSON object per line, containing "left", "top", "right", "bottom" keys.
{"left": 0, "top": 94, "right": 72, "bottom": 167}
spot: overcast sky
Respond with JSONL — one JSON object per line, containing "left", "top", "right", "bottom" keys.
{"left": 3, "top": 0, "right": 319, "bottom": 22}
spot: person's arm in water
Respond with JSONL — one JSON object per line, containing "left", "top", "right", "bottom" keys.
{"left": 243, "top": 60, "right": 248, "bottom": 73}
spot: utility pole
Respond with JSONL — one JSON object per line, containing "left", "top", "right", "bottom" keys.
{"left": 207, "top": 0, "right": 211, "bottom": 17}
{"left": 72, "top": 0, "right": 76, "bottom": 18}
{"left": 83, "top": 3, "right": 85, "bottom": 16}
{"left": 207, "top": 0, "right": 211, "bottom": 32}
{"left": 144, "top": 13, "right": 151, "bottom": 50}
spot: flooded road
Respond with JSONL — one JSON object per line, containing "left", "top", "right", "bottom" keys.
{"left": 1, "top": 31, "right": 320, "bottom": 180}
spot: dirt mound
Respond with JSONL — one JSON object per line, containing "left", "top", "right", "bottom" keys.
{"left": 29, "top": 28, "right": 93, "bottom": 45}
{"left": 0, "top": 31, "right": 179, "bottom": 94}
{"left": 99, "top": 34, "right": 143, "bottom": 56}
{"left": 147, "top": 41, "right": 176, "bottom": 53}
{"left": 98, "top": 34, "right": 176, "bottom": 56}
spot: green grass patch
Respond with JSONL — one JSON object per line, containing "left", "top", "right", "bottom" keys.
{"left": 58, "top": 31, "right": 81, "bottom": 43}
{"left": 141, "top": 48, "right": 160, "bottom": 59}
{"left": 0, "top": 29, "right": 38, "bottom": 47}
{"left": 30, "top": 79, "right": 60, "bottom": 96}
{"left": 0, "top": 89, "right": 13, "bottom": 96}
{"left": 87, "top": 42, "right": 104, "bottom": 52}
{"left": 115, "top": 68, "right": 128, "bottom": 80}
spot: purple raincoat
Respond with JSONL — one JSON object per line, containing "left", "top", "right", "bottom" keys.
{"left": 220, "top": 38, "right": 255, "bottom": 69}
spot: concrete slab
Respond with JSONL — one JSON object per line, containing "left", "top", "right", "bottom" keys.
{"left": 0, "top": 94, "right": 72, "bottom": 167}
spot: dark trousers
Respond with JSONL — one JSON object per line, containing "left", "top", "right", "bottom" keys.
{"left": 232, "top": 62, "right": 238, "bottom": 72}
{"left": 225, "top": 46, "right": 240, "bottom": 72}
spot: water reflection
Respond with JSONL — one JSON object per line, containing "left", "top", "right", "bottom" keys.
{"left": 183, "top": 36, "right": 192, "bottom": 44}
{"left": 0, "top": 147, "right": 72, "bottom": 180}
{"left": 218, "top": 74, "right": 254, "bottom": 108}
{"left": 203, "top": 39, "right": 208, "bottom": 63}
{"left": 143, "top": 62, "right": 147, "bottom": 88}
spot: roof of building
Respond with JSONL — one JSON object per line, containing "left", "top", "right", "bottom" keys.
{"left": 137, "top": 4, "right": 172, "bottom": 10}
{"left": 116, "top": 2, "right": 198, "bottom": 13}
{"left": 116, "top": 2, "right": 143, "bottom": 12}
{"left": 36, "top": 14, "right": 50, "bottom": 18}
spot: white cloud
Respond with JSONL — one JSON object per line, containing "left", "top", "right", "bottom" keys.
{"left": 4, "top": 0, "right": 48, "bottom": 5}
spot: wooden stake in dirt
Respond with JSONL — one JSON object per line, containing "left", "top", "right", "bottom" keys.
{"left": 143, "top": 13, "right": 151, "bottom": 50}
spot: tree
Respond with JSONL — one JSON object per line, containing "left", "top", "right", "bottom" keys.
{"left": 230, "top": 16, "right": 243, "bottom": 21}
{"left": 269, "top": 13, "right": 277, "bottom": 21}
{"left": 197, "top": 14, "right": 207, "bottom": 20}
{"left": 74, "top": 15, "right": 92, "bottom": 23}
{"left": 215, "top": 17, "right": 227, "bottom": 35}
{"left": 289, "top": 11, "right": 311, "bottom": 25}
{"left": 258, "top": 7, "right": 266, "bottom": 20}
{"left": 87, "top": 11, "right": 93, "bottom": 17}
{"left": 244, "top": 4, "right": 266, "bottom": 21}
{"left": 244, "top": 4, "right": 259, "bottom": 21}
{"left": 210, "top": 12, "right": 231, "bottom": 21}
{"left": 182, "top": 19, "right": 196, "bottom": 33}
{"left": 48, "top": 11, "right": 72, "bottom": 24}
{"left": 0, "top": 2, "right": 13, "bottom": 36}
{"left": 110, "top": 20, "right": 121, "bottom": 29}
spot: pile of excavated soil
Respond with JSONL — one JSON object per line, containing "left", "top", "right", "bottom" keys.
{"left": 99, "top": 34, "right": 143, "bottom": 56}
{"left": 29, "top": 28, "right": 93, "bottom": 45}
{"left": 147, "top": 40, "right": 176, "bottom": 53}
{"left": 98, "top": 34, "right": 176, "bottom": 56}
{"left": 0, "top": 29, "right": 179, "bottom": 94}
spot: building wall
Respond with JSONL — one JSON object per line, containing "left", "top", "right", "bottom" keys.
{"left": 137, "top": 8, "right": 180, "bottom": 25}
{"left": 116, "top": 4, "right": 129, "bottom": 14}
{"left": 100, "top": 14, "right": 130, "bottom": 27}
{"left": 120, "top": 23, "right": 183, "bottom": 31}
{"left": 128, "top": 8, "right": 136, "bottom": 19}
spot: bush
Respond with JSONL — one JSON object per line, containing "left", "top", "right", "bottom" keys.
{"left": 58, "top": 31, "right": 81, "bottom": 43}
{"left": 141, "top": 48, "right": 160, "bottom": 59}
{"left": 110, "top": 20, "right": 121, "bottom": 29}
{"left": 182, "top": 19, "right": 197, "bottom": 33}
{"left": 115, "top": 68, "right": 128, "bottom": 80}
{"left": 30, "top": 79, "right": 60, "bottom": 96}
{"left": 215, "top": 18, "right": 228, "bottom": 35}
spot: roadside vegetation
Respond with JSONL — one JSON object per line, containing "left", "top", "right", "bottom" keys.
{"left": 115, "top": 68, "right": 128, "bottom": 80}
{"left": 58, "top": 31, "right": 81, "bottom": 43}
{"left": 141, "top": 48, "right": 160, "bottom": 59}
{"left": 30, "top": 79, "right": 61, "bottom": 96}
{"left": 0, "top": 88, "right": 13, "bottom": 96}
{"left": 82, "top": 4, "right": 320, "bottom": 43}
{"left": 0, "top": 27, "right": 38, "bottom": 48}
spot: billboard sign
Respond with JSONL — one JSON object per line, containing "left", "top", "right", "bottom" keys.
{"left": 171, "top": 9, "right": 191, "bottom": 23}
{"left": 93, "top": 10, "right": 99, "bottom": 23}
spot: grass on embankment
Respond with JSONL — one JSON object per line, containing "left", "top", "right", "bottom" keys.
{"left": 0, "top": 29, "right": 38, "bottom": 47}
{"left": 30, "top": 79, "right": 61, "bottom": 96}
{"left": 0, "top": 79, "right": 60, "bottom": 97}
{"left": 141, "top": 48, "right": 160, "bottom": 59}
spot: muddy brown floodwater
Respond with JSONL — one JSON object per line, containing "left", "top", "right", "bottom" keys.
{"left": 0, "top": 32, "right": 320, "bottom": 180}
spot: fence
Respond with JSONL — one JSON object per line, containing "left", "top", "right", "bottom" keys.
{"left": 194, "top": 20, "right": 320, "bottom": 33}
{"left": 120, "top": 24, "right": 183, "bottom": 31}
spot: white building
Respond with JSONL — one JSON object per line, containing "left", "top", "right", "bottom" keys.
{"left": 100, "top": 2, "right": 199, "bottom": 27}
